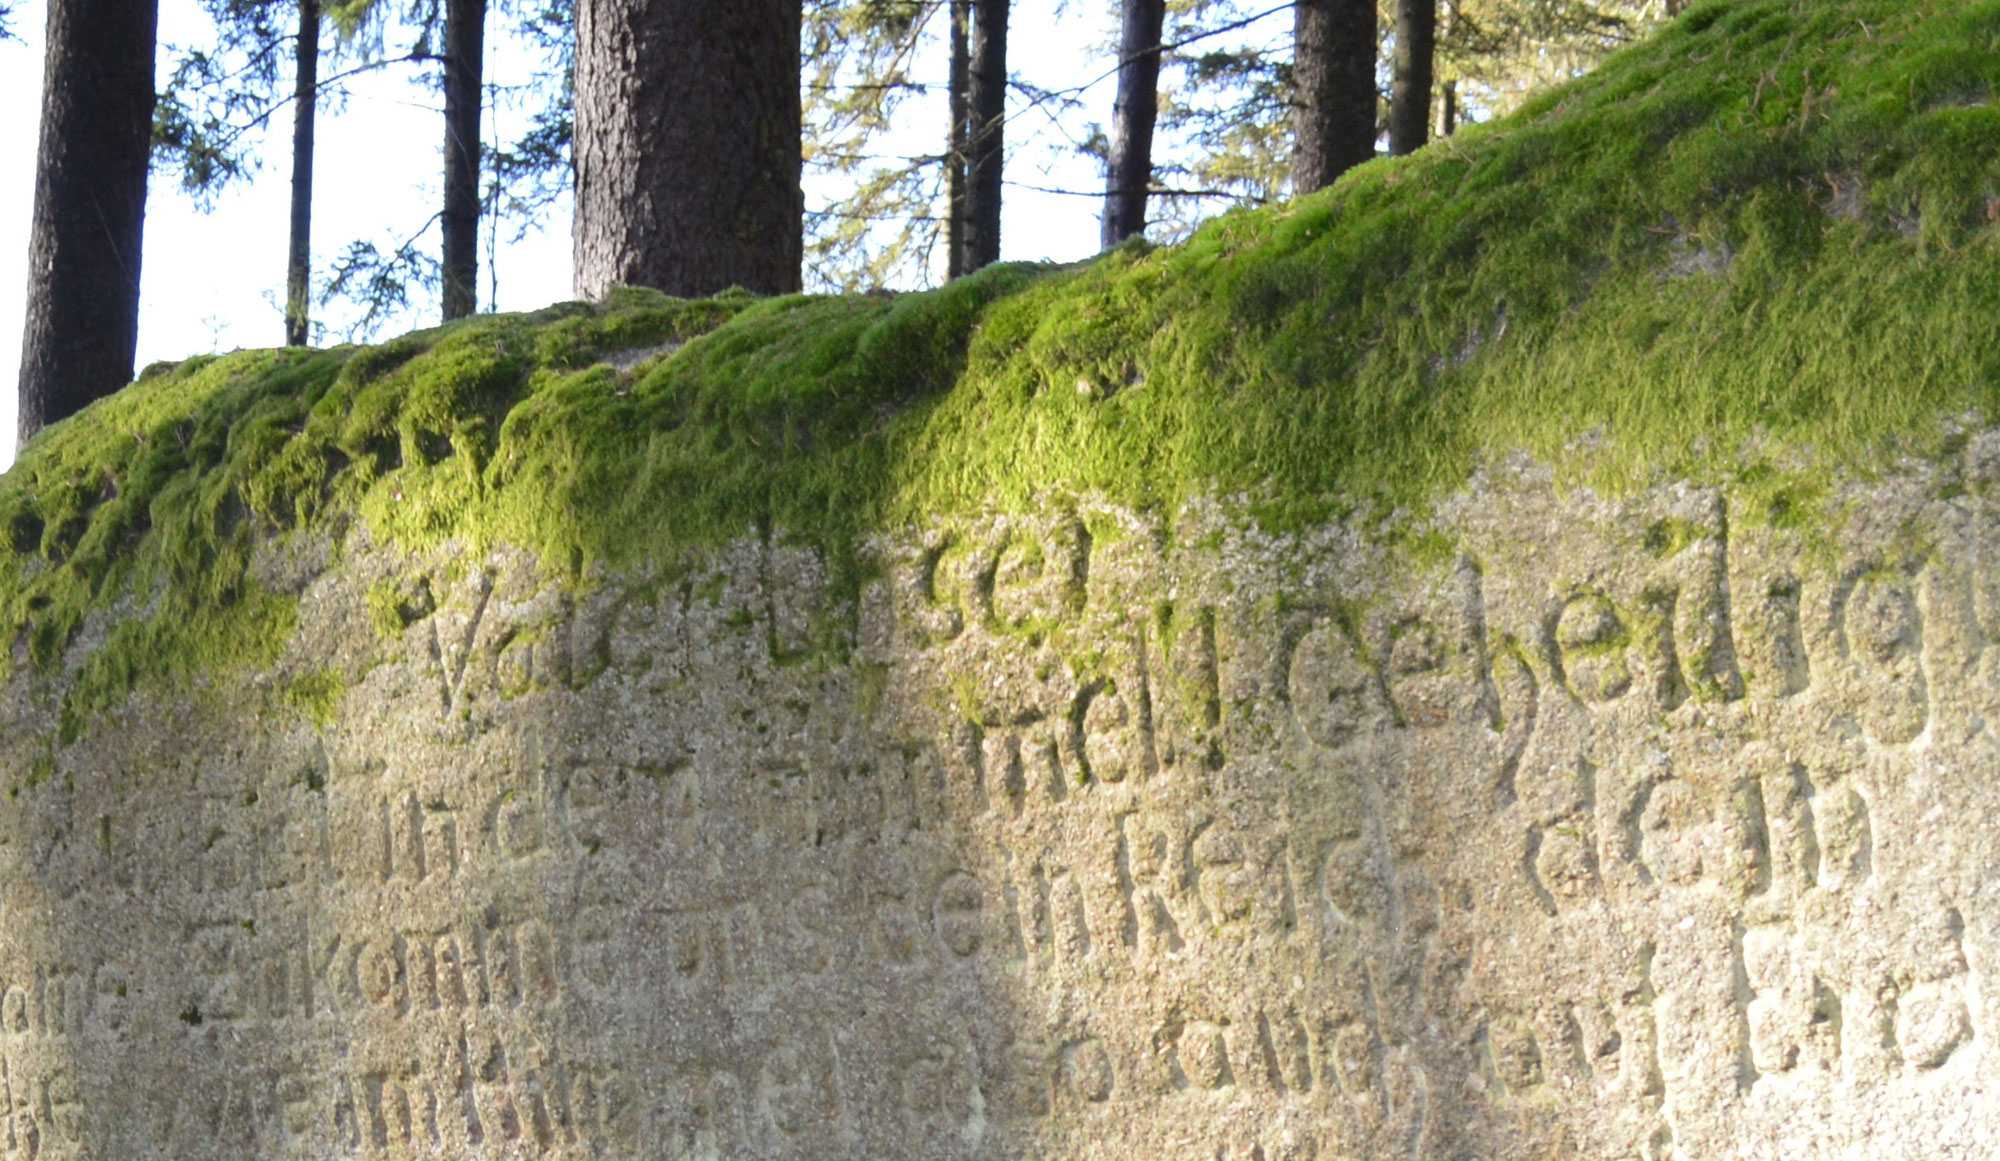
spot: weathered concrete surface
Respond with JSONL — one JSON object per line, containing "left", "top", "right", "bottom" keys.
{"left": 4, "top": 445, "right": 2000, "bottom": 1160}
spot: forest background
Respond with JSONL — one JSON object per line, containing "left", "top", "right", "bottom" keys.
{"left": 0, "top": 0, "right": 1670, "bottom": 467}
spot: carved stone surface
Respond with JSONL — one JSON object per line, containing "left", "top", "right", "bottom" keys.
{"left": 5, "top": 449, "right": 2000, "bottom": 1159}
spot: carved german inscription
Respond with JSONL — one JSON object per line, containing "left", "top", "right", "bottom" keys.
{"left": 0, "top": 468, "right": 1994, "bottom": 1159}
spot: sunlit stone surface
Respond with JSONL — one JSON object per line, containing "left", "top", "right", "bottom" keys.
{"left": 6, "top": 447, "right": 2000, "bottom": 1159}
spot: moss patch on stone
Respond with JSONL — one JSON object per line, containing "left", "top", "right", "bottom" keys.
{"left": 8, "top": 0, "right": 2000, "bottom": 715}
{"left": 282, "top": 667, "right": 348, "bottom": 731}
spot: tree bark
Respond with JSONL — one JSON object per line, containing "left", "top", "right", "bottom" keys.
{"left": 285, "top": 0, "right": 319, "bottom": 347}
{"left": 441, "top": 0, "right": 485, "bottom": 320}
{"left": 573, "top": 0, "right": 804, "bottom": 299}
{"left": 1100, "top": 0, "right": 1166, "bottom": 250}
{"left": 959, "top": 0, "right": 1007, "bottom": 273}
{"left": 946, "top": 0, "right": 970, "bottom": 280}
{"left": 17, "top": 0, "right": 160, "bottom": 443}
{"left": 1291, "top": 0, "right": 1375, "bottom": 195}
{"left": 1388, "top": 0, "right": 1435, "bottom": 155}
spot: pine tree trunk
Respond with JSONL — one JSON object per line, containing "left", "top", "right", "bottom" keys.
{"left": 1434, "top": 0, "right": 1457, "bottom": 141}
{"left": 1291, "top": 0, "right": 1375, "bottom": 195}
{"left": 441, "top": 0, "right": 485, "bottom": 321}
{"left": 1100, "top": 0, "right": 1166, "bottom": 250}
{"left": 946, "top": 0, "right": 970, "bottom": 280}
{"left": 1388, "top": 0, "right": 1435, "bottom": 155}
{"left": 573, "top": 0, "right": 804, "bottom": 299}
{"left": 959, "top": 0, "right": 1007, "bottom": 273}
{"left": 285, "top": 0, "right": 319, "bottom": 347}
{"left": 17, "top": 0, "right": 160, "bottom": 443}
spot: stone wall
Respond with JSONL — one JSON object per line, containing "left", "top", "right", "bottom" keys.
{"left": 2, "top": 449, "right": 1998, "bottom": 1159}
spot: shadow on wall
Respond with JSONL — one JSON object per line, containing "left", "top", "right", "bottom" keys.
{"left": 1, "top": 502, "right": 1449, "bottom": 1159}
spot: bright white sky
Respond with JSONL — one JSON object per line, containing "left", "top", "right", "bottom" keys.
{"left": 0, "top": 0, "right": 1291, "bottom": 467}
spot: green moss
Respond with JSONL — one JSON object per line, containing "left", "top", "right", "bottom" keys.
{"left": 10, "top": 0, "right": 2000, "bottom": 713}
{"left": 854, "top": 660, "right": 890, "bottom": 720}
{"left": 367, "top": 583, "right": 405, "bottom": 641}
{"left": 943, "top": 668, "right": 992, "bottom": 727}
{"left": 366, "top": 576, "right": 434, "bottom": 641}
{"left": 284, "top": 668, "right": 347, "bottom": 730}
{"left": 57, "top": 584, "right": 296, "bottom": 743}
{"left": 1643, "top": 517, "right": 1708, "bottom": 558}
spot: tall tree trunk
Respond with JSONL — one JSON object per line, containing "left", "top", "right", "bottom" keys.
{"left": 946, "top": 0, "right": 970, "bottom": 280}
{"left": 959, "top": 0, "right": 1007, "bottom": 273}
{"left": 573, "top": 0, "right": 804, "bottom": 299}
{"left": 1388, "top": 0, "right": 1435, "bottom": 155}
{"left": 1291, "top": 0, "right": 1375, "bottom": 195}
{"left": 1434, "top": 0, "right": 1456, "bottom": 141}
{"left": 285, "top": 0, "right": 319, "bottom": 347}
{"left": 1100, "top": 0, "right": 1166, "bottom": 250}
{"left": 16, "top": 0, "right": 160, "bottom": 443}
{"left": 441, "top": 0, "right": 486, "bottom": 321}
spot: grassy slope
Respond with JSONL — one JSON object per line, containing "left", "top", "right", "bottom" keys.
{"left": 8, "top": 0, "right": 2000, "bottom": 723}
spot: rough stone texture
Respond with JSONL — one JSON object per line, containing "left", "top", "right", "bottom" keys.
{"left": 5, "top": 443, "right": 2000, "bottom": 1160}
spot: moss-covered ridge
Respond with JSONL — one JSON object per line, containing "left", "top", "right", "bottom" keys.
{"left": 10, "top": 0, "right": 2000, "bottom": 716}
